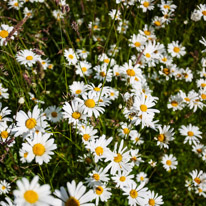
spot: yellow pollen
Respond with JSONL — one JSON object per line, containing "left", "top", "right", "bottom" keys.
{"left": 149, "top": 199, "right": 155, "bottom": 206}
{"left": 135, "top": 137, "right": 139, "bottom": 142}
{"left": 2, "top": 186, "right": 6, "bottom": 190}
{"left": 82, "top": 50, "right": 86, "bottom": 53}
{"left": 24, "top": 152, "right": 28, "bottom": 158}
{"left": 197, "top": 148, "right": 202, "bottom": 153}
{"left": 194, "top": 177, "right": 201, "bottom": 184}
{"left": 115, "top": 72, "right": 120, "bottom": 76}
{"left": 130, "top": 189, "right": 138, "bottom": 198}
{"left": 48, "top": 64, "right": 53, "bottom": 69}
{"left": 95, "top": 146, "right": 103, "bottom": 156}
{"left": 85, "top": 99, "right": 95, "bottom": 108}
{"left": 100, "top": 71, "right": 106, "bottom": 77}
{"left": 134, "top": 42, "right": 141, "bottom": 47}
{"left": 163, "top": 68, "right": 170, "bottom": 75}
{"left": 42, "top": 61, "right": 46, "bottom": 65}
{"left": 131, "top": 156, "right": 137, "bottom": 162}
{"left": 1, "top": 131, "right": 8, "bottom": 139}
{"left": 82, "top": 67, "right": 87, "bottom": 72}
{"left": 14, "top": 2, "right": 19, "bottom": 6}
{"left": 198, "top": 188, "right": 203, "bottom": 193}
{"left": 72, "top": 112, "right": 81, "bottom": 119}
{"left": 24, "top": 190, "right": 38, "bottom": 204}
{"left": 201, "top": 83, "right": 206, "bottom": 87}
{"left": 0, "top": 30, "right": 9, "bottom": 38}
{"left": 94, "top": 25, "right": 98, "bottom": 29}
{"left": 162, "top": 57, "right": 167, "bottom": 62}
{"left": 187, "top": 131, "right": 194, "bottom": 136}
{"left": 184, "top": 73, "right": 188, "bottom": 78}
{"left": 143, "top": 1, "right": 150, "bottom": 7}
{"left": 94, "top": 87, "right": 101, "bottom": 92}
{"left": 110, "top": 92, "right": 114, "bottom": 96}
{"left": 26, "top": 56, "right": 33, "bottom": 61}
{"left": 95, "top": 186, "right": 103, "bottom": 195}
{"left": 171, "top": 101, "right": 178, "bottom": 107}
{"left": 126, "top": 69, "right": 135, "bottom": 76}
{"left": 201, "top": 94, "right": 206, "bottom": 100}
{"left": 65, "top": 196, "right": 80, "bottom": 206}
{"left": 75, "top": 89, "right": 82, "bottom": 94}
{"left": 158, "top": 134, "right": 165, "bottom": 142}
{"left": 140, "top": 104, "right": 147, "bottom": 112}
{"left": 144, "top": 30, "right": 151, "bottom": 36}
{"left": 120, "top": 176, "right": 126, "bottom": 182}
{"left": 32, "top": 143, "right": 45, "bottom": 156}
{"left": 104, "top": 59, "right": 110, "bottom": 63}
{"left": 27, "top": 13, "right": 32, "bottom": 17}
{"left": 184, "top": 97, "right": 190, "bottom": 102}
{"left": 202, "top": 11, "right": 206, "bottom": 16}
{"left": 135, "top": 77, "right": 139, "bottom": 81}
{"left": 25, "top": 118, "right": 37, "bottom": 129}
{"left": 114, "top": 153, "right": 122, "bottom": 163}
{"left": 93, "top": 173, "right": 100, "bottom": 181}
{"left": 140, "top": 176, "right": 144, "bottom": 181}
{"left": 154, "top": 21, "right": 161, "bottom": 26}
{"left": 83, "top": 134, "right": 90, "bottom": 141}
{"left": 51, "top": 111, "right": 57, "bottom": 117}
{"left": 68, "top": 54, "right": 74, "bottom": 59}
{"left": 166, "top": 160, "right": 172, "bottom": 166}
{"left": 123, "top": 128, "right": 130, "bottom": 134}
{"left": 145, "top": 53, "right": 151, "bottom": 58}
{"left": 173, "top": 47, "right": 180, "bottom": 53}
{"left": 164, "top": 5, "right": 170, "bottom": 9}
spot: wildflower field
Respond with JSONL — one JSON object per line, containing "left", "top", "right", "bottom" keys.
{"left": 1, "top": 0, "right": 206, "bottom": 205}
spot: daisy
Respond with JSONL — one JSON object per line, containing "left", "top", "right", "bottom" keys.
{"left": 0, "top": 24, "right": 16, "bottom": 46}
{"left": 198, "top": 4, "right": 206, "bottom": 21}
{"left": 93, "top": 184, "right": 112, "bottom": 206}
{"left": 109, "top": 9, "right": 121, "bottom": 20}
{"left": 12, "top": 105, "right": 48, "bottom": 138}
{"left": 129, "top": 149, "right": 143, "bottom": 168}
{"left": 98, "top": 53, "right": 115, "bottom": 67}
{"left": 45, "top": 106, "right": 62, "bottom": 123}
{"left": 168, "top": 41, "right": 186, "bottom": 58}
{"left": 0, "top": 197, "right": 14, "bottom": 206}
{"left": 76, "top": 49, "right": 89, "bottom": 59}
{"left": 129, "top": 34, "right": 147, "bottom": 51}
{"left": 13, "top": 175, "right": 61, "bottom": 205}
{"left": 23, "top": 7, "right": 33, "bottom": 18}
{"left": 189, "top": 170, "right": 206, "bottom": 187}
{"left": 161, "top": 154, "right": 178, "bottom": 171}
{"left": 112, "top": 64, "right": 122, "bottom": 77}
{"left": 64, "top": 48, "right": 78, "bottom": 65}
{"left": 0, "top": 123, "right": 14, "bottom": 147}
{"left": 75, "top": 61, "right": 92, "bottom": 77}
{"left": 88, "top": 18, "right": 100, "bottom": 31}
{"left": 136, "top": 172, "right": 149, "bottom": 185}
{"left": 93, "top": 65, "right": 113, "bottom": 82}
{"left": 19, "top": 148, "right": 30, "bottom": 163}
{"left": 139, "top": 24, "right": 156, "bottom": 40}
{"left": 145, "top": 190, "right": 164, "bottom": 206}
{"left": 152, "top": 16, "right": 165, "bottom": 29}
{"left": 155, "top": 125, "right": 174, "bottom": 149}
{"left": 28, "top": 92, "right": 45, "bottom": 104}
{"left": 16, "top": 49, "right": 39, "bottom": 67}
{"left": 192, "top": 144, "right": 204, "bottom": 158}
{"left": 167, "top": 94, "right": 184, "bottom": 111}
{"left": 0, "top": 103, "right": 12, "bottom": 126}
{"left": 75, "top": 92, "right": 105, "bottom": 118}
{"left": 197, "top": 78, "right": 206, "bottom": 88}
{"left": 0, "top": 180, "right": 11, "bottom": 194}
{"left": 158, "top": 0, "right": 177, "bottom": 13}
{"left": 118, "top": 122, "right": 132, "bottom": 137}
{"left": 129, "top": 130, "right": 144, "bottom": 145}
{"left": 122, "top": 182, "right": 149, "bottom": 206}
{"left": 148, "top": 159, "right": 157, "bottom": 167}
{"left": 139, "top": 0, "right": 155, "bottom": 12}
{"left": 54, "top": 180, "right": 94, "bottom": 206}
{"left": 52, "top": 10, "right": 64, "bottom": 21}
{"left": 179, "top": 124, "right": 202, "bottom": 145}
{"left": 86, "top": 83, "right": 110, "bottom": 97}
{"left": 8, "top": 0, "right": 23, "bottom": 10}
{"left": 22, "top": 132, "right": 57, "bottom": 165}
{"left": 69, "top": 81, "right": 88, "bottom": 96}
{"left": 107, "top": 87, "right": 119, "bottom": 100}
{"left": 0, "top": 83, "right": 9, "bottom": 99}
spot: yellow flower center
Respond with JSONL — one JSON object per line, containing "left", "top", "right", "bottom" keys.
{"left": 163, "top": 68, "right": 170, "bottom": 75}
{"left": 162, "top": 57, "right": 167, "bottom": 62}
{"left": 197, "top": 149, "right": 202, "bottom": 153}
{"left": 201, "top": 83, "right": 206, "bottom": 87}
{"left": 85, "top": 99, "right": 95, "bottom": 108}
{"left": 171, "top": 101, "right": 178, "bottom": 107}
{"left": 104, "top": 59, "right": 110, "bottom": 64}
{"left": 110, "top": 92, "right": 114, "bottom": 96}
{"left": 100, "top": 71, "right": 106, "bottom": 77}
{"left": 26, "top": 56, "right": 33, "bottom": 61}
{"left": 145, "top": 53, "right": 151, "bottom": 58}
{"left": 95, "top": 146, "right": 103, "bottom": 156}
{"left": 158, "top": 134, "right": 165, "bottom": 142}
{"left": 184, "top": 97, "right": 190, "bottom": 102}
{"left": 119, "top": 176, "right": 126, "bottom": 182}
{"left": 130, "top": 189, "right": 138, "bottom": 198}
{"left": 123, "top": 128, "right": 130, "bottom": 134}
{"left": 194, "top": 177, "right": 201, "bottom": 184}
{"left": 24, "top": 152, "right": 28, "bottom": 158}
{"left": 131, "top": 156, "right": 137, "bottom": 162}
{"left": 140, "top": 104, "right": 147, "bottom": 112}
{"left": 173, "top": 47, "right": 180, "bottom": 53}
{"left": 187, "top": 131, "right": 194, "bottom": 136}
{"left": 82, "top": 67, "right": 87, "bottom": 72}
{"left": 85, "top": 157, "right": 92, "bottom": 164}
{"left": 14, "top": 2, "right": 19, "bottom": 6}
{"left": 24, "top": 190, "right": 39, "bottom": 204}
{"left": 94, "top": 25, "right": 98, "bottom": 30}
{"left": 0, "top": 30, "right": 9, "bottom": 38}
{"left": 25, "top": 118, "right": 37, "bottom": 129}
{"left": 51, "top": 111, "right": 57, "bottom": 117}
{"left": 198, "top": 188, "right": 203, "bottom": 193}
{"left": 135, "top": 137, "right": 139, "bottom": 142}
{"left": 93, "top": 173, "right": 100, "bottom": 181}
{"left": 48, "top": 64, "right": 53, "bottom": 69}
{"left": 32, "top": 143, "right": 45, "bottom": 156}
{"left": 83, "top": 134, "right": 90, "bottom": 141}
{"left": 134, "top": 42, "right": 141, "bottom": 47}
{"left": 143, "top": 1, "right": 149, "bottom": 7}
{"left": 140, "top": 176, "right": 144, "bottom": 181}
{"left": 95, "top": 186, "right": 103, "bottom": 195}
{"left": 202, "top": 11, "right": 206, "bottom": 16}
{"left": 154, "top": 21, "right": 161, "bottom": 26}
{"left": 72, "top": 112, "right": 81, "bottom": 119}
{"left": 65, "top": 196, "right": 80, "bottom": 206}
{"left": 115, "top": 72, "right": 120, "bottom": 76}
{"left": 166, "top": 160, "right": 172, "bottom": 166}
{"left": 114, "top": 153, "right": 122, "bottom": 163}
{"left": 149, "top": 199, "right": 155, "bottom": 206}
{"left": 201, "top": 94, "right": 206, "bottom": 100}
{"left": 68, "top": 54, "right": 74, "bottom": 59}
{"left": 75, "top": 90, "right": 81, "bottom": 94}
{"left": 144, "top": 30, "right": 151, "bottom": 36}
{"left": 1, "top": 131, "right": 8, "bottom": 139}
{"left": 94, "top": 87, "right": 101, "bottom": 92}
{"left": 126, "top": 69, "right": 135, "bottom": 76}
{"left": 164, "top": 5, "right": 170, "bottom": 9}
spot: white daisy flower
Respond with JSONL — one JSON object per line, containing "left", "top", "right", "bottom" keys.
{"left": 0, "top": 180, "right": 11, "bottom": 194}
{"left": 129, "top": 34, "right": 147, "bottom": 51}
{"left": 19, "top": 148, "right": 30, "bottom": 163}
{"left": 8, "top": 0, "right": 23, "bottom": 10}
{"left": 93, "top": 65, "right": 113, "bottom": 82}
{"left": 23, "top": 7, "right": 33, "bottom": 18}
{"left": 161, "top": 154, "right": 178, "bottom": 171}
{"left": 69, "top": 81, "right": 88, "bottom": 96}
{"left": 0, "top": 83, "right": 9, "bottom": 99}
{"left": 0, "top": 24, "right": 16, "bottom": 46}
{"left": 76, "top": 49, "right": 89, "bottom": 59}
{"left": 0, "top": 103, "right": 12, "bottom": 126}
{"left": 45, "top": 105, "right": 62, "bottom": 123}
{"left": 108, "top": 9, "right": 121, "bottom": 20}
{"left": 136, "top": 172, "right": 149, "bottom": 185}
{"left": 75, "top": 61, "right": 92, "bottom": 77}
{"left": 64, "top": 48, "right": 78, "bottom": 65}
{"left": 129, "top": 130, "right": 144, "bottom": 145}
{"left": 0, "top": 197, "right": 14, "bottom": 206}
{"left": 168, "top": 41, "right": 186, "bottom": 58}
{"left": 78, "top": 125, "right": 98, "bottom": 144}
{"left": 139, "top": 0, "right": 155, "bottom": 12}
{"left": 145, "top": 190, "right": 164, "bottom": 206}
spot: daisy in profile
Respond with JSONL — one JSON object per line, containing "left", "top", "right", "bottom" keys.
{"left": 179, "top": 124, "right": 202, "bottom": 145}
{"left": 0, "top": 123, "right": 14, "bottom": 147}
{"left": 122, "top": 182, "right": 149, "bottom": 206}
{"left": 45, "top": 105, "right": 62, "bottom": 123}
{"left": 0, "top": 180, "right": 11, "bottom": 194}
{"left": 54, "top": 180, "right": 94, "bottom": 206}
{"left": 16, "top": 49, "right": 39, "bottom": 67}
{"left": 13, "top": 175, "right": 60, "bottom": 205}
{"left": 0, "top": 24, "right": 16, "bottom": 46}
{"left": 148, "top": 159, "right": 157, "bottom": 167}
{"left": 22, "top": 132, "right": 57, "bottom": 165}
{"left": 0, "top": 103, "right": 12, "bottom": 126}
{"left": 161, "top": 154, "right": 178, "bottom": 171}
{"left": 64, "top": 48, "right": 78, "bottom": 65}
{"left": 0, "top": 83, "right": 9, "bottom": 99}
{"left": 52, "top": 10, "right": 64, "bottom": 21}
{"left": 145, "top": 190, "right": 164, "bottom": 206}
{"left": 168, "top": 41, "right": 186, "bottom": 58}
{"left": 12, "top": 105, "right": 48, "bottom": 138}
{"left": 75, "top": 92, "right": 105, "bottom": 118}
{"left": 93, "top": 184, "right": 112, "bottom": 206}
